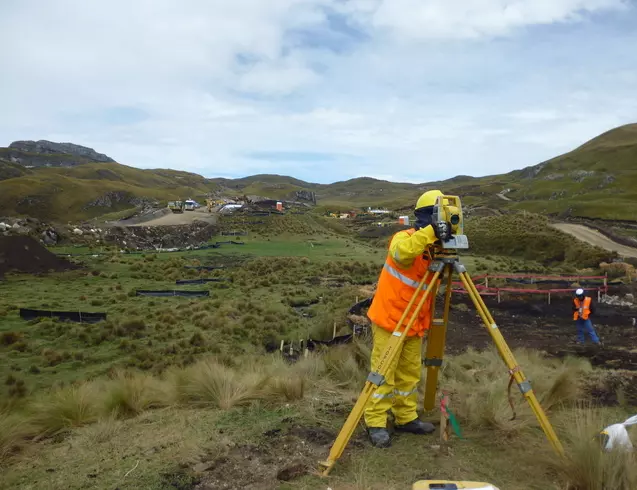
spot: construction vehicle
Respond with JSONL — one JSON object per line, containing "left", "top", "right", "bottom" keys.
{"left": 167, "top": 200, "right": 184, "bottom": 213}
{"left": 318, "top": 195, "right": 564, "bottom": 477}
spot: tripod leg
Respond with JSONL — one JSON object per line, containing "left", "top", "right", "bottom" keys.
{"left": 319, "top": 265, "right": 444, "bottom": 476}
{"left": 455, "top": 262, "right": 565, "bottom": 457}
{"left": 423, "top": 262, "right": 454, "bottom": 411}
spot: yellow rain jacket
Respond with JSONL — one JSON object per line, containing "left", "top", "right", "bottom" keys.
{"left": 365, "top": 226, "right": 438, "bottom": 428}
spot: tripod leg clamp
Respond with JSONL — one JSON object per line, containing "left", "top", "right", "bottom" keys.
{"left": 517, "top": 380, "right": 532, "bottom": 394}
{"left": 423, "top": 358, "right": 443, "bottom": 367}
{"left": 367, "top": 371, "right": 386, "bottom": 386}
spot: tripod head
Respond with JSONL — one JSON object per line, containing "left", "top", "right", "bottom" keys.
{"left": 432, "top": 195, "right": 469, "bottom": 252}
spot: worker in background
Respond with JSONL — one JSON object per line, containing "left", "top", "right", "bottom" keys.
{"left": 364, "top": 189, "right": 448, "bottom": 448}
{"left": 572, "top": 288, "right": 601, "bottom": 345}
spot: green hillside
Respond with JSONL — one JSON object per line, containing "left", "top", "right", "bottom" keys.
{"left": 0, "top": 162, "right": 218, "bottom": 221}
{"left": 1, "top": 123, "right": 636, "bottom": 221}
{"left": 213, "top": 124, "right": 637, "bottom": 219}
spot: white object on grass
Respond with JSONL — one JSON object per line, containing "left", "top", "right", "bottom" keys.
{"left": 600, "top": 414, "right": 637, "bottom": 452}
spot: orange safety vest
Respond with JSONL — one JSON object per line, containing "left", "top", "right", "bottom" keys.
{"left": 573, "top": 297, "right": 592, "bottom": 320}
{"left": 367, "top": 229, "right": 435, "bottom": 337}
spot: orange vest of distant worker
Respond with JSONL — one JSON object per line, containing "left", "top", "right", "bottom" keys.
{"left": 573, "top": 297, "right": 592, "bottom": 320}
{"left": 367, "top": 229, "right": 435, "bottom": 337}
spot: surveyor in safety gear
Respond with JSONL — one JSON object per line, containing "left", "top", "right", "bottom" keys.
{"left": 572, "top": 288, "right": 600, "bottom": 344}
{"left": 364, "top": 189, "right": 446, "bottom": 448}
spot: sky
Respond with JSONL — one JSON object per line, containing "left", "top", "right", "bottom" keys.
{"left": 1, "top": 0, "right": 636, "bottom": 184}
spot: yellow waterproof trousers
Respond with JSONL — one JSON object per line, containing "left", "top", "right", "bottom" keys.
{"left": 364, "top": 324, "right": 422, "bottom": 427}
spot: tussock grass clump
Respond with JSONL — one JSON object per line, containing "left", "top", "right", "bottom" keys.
{"left": 323, "top": 344, "right": 367, "bottom": 389}
{"left": 549, "top": 406, "right": 637, "bottom": 490}
{"left": 0, "top": 412, "right": 34, "bottom": 462}
{"left": 102, "top": 370, "right": 175, "bottom": 418}
{"left": 30, "top": 384, "right": 99, "bottom": 436}
{"left": 174, "top": 359, "right": 266, "bottom": 409}
{"left": 440, "top": 346, "right": 591, "bottom": 434}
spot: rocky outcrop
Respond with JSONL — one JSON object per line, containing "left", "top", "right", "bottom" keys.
{"left": 295, "top": 190, "right": 317, "bottom": 204}
{"left": 4, "top": 140, "right": 115, "bottom": 168}
{"left": 82, "top": 191, "right": 158, "bottom": 210}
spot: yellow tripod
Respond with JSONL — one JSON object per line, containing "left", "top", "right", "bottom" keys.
{"left": 318, "top": 250, "right": 565, "bottom": 477}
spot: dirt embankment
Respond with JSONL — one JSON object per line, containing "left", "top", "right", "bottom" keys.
{"left": 0, "top": 236, "right": 78, "bottom": 278}
{"left": 103, "top": 221, "right": 218, "bottom": 250}
{"left": 552, "top": 223, "right": 637, "bottom": 258}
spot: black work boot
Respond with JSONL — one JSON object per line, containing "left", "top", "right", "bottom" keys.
{"left": 395, "top": 418, "right": 435, "bottom": 435}
{"left": 368, "top": 427, "right": 391, "bottom": 448}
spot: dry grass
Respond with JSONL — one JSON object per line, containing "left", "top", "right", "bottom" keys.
{"left": 0, "top": 412, "right": 34, "bottom": 462}
{"left": 439, "top": 346, "right": 591, "bottom": 435}
{"left": 101, "top": 370, "right": 176, "bottom": 418}
{"left": 29, "top": 383, "right": 99, "bottom": 436}
{"left": 174, "top": 358, "right": 268, "bottom": 409}
{"left": 548, "top": 406, "right": 637, "bottom": 490}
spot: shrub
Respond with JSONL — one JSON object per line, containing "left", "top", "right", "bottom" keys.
{"left": 0, "top": 332, "right": 22, "bottom": 346}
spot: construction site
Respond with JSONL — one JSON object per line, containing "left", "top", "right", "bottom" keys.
{"left": 1, "top": 174, "right": 637, "bottom": 490}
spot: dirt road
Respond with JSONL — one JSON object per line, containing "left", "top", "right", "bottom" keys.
{"left": 552, "top": 223, "right": 637, "bottom": 258}
{"left": 139, "top": 208, "right": 217, "bottom": 226}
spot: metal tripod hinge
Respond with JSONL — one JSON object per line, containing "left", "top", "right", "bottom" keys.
{"left": 367, "top": 371, "right": 385, "bottom": 386}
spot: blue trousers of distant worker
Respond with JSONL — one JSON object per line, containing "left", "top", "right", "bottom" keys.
{"left": 576, "top": 319, "right": 600, "bottom": 344}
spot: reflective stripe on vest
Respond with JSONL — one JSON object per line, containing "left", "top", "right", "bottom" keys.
{"left": 383, "top": 263, "right": 428, "bottom": 290}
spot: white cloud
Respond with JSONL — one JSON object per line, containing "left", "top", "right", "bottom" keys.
{"left": 370, "top": 0, "right": 627, "bottom": 39}
{"left": 0, "top": 0, "right": 636, "bottom": 184}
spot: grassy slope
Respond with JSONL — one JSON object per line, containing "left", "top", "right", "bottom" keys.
{"left": 1, "top": 123, "right": 636, "bottom": 222}
{"left": 0, "top": 162, "right": 218, "bottom": 221}
{"left": 215, "top": 124, "right": 637, "bottom": 219}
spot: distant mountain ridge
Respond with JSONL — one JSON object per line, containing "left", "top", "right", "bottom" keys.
{"left": 0, "top": 123, "right": 636, "bottom": 221}
{"left": 2, "top": 140, "right": 115, "bottom": 168}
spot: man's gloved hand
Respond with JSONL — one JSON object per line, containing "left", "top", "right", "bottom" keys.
{"left": 433, "top": 221, "right": 452, "bottom": 241}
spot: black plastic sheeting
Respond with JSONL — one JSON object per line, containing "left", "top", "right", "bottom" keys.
{"left": 175, "top": 278, "right": 228, "bottom": 284}
{"left": 20, "top": 308, "right": 107, "bottom": 323}
{"left": 135, "top": 290, "right": 209, "bottom": 297}
{"left": 184, "top": 265, "right": 226, "bottom": 271}
{"left": 306, "top": 334, "right": 353, "bottom": 350}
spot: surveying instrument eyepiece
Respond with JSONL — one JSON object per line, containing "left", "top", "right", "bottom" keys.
{"left": 318, "top": 195, "right": 564, "bottom": 477}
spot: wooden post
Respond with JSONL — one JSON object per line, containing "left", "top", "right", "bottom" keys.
{"left": 485, "top": 275, "right": 489, "bottom": 290}
{"left": 598, "top": 289, "right": 601, "bottom": 302}
{"left": 280, "top": 340, "right": 284, "bottom": 352}
{"left": 289, "top": 342, "right": 293, "bottom": 356}
{"left": 548, "top": 292, "right": 551, "bottom": 305}
{"left": 497, "top": 289, "right": 501, "bottom": 303}
{"left": 333, "top": 322, "right": 337, "bottom": 340}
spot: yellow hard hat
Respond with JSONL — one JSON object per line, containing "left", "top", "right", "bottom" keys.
{"left": 415, "top": 190, "right": 443, "bottom": 210}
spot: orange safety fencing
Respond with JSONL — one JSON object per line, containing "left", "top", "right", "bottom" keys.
{"left": 450, "top": 273, "right": 609, "bottom": 301}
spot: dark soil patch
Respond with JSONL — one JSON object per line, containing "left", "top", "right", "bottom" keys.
{"left": 0, "top": 236, "right": 79, "bottom": 278}
{"left": 444, "top": 295, "right": 637, "bottom": 372}
{"left": 194, "top": 425, "right": 340, "bottom": 490}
